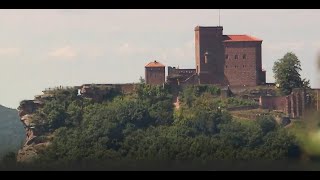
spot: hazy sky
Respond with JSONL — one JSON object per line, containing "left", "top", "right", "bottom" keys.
{"left": 0, "top": 9, "right": 319, "bottom": 108}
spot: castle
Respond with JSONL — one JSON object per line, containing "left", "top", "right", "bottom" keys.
{"left": 17, "top": 25, "right": 319, "bottom": 127}
{"left": 145, "top": 26, "right": 266, "bottom": 87}
{"left": 144, "top": 25, "right": 319, "bottom": 119}
{"left": 16, "top": 25, "right": 320, "bottom": 163}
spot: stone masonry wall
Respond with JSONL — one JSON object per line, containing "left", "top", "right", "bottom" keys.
{"left": 224, "top": 41, "right": 263, "bottom": 86}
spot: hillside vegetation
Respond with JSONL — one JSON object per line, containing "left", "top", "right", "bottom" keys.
{"left": 1, "top": 84, "right": 304, "bottom": 170}
{"left": 0, "top": 105, "right": 25, "bottom": 158}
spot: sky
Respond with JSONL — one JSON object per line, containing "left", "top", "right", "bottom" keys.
{"left": 0, "top": 9, "right": 319, "bottom": 108}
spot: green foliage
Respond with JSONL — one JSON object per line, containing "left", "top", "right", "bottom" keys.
{"left": 33, "top": 100, "right": 67, "bottom": 132}
{"left": 225, "top": 97, "right": 257, "bottom": 107}
{"left": 0, "top": 105, "right": 24, "bottom": 159}
{"left": 139, "top": 76, "right": 145, "bottom": 84}
{"left": 256, "top": 115, "right": 278, "bottom": 134}
{"left": 179, "top": 85, "right": 221, "bottom": 107}
{"left": 65, "top": 100, "right": 83, "bottom": 126}
{"left": 273, "top": 52, "right": 310, "bottom": 95}
{"left": 135, "top": 84, "right": 172, "bottom": 103}
{"left": 0, "top": 151, "right": 17, "bottom": 169}
{"left": 18, "top": 83, "right": 301, "bottom": 168}
{"left": 179, "top": 85, "right": 257, "bottom": 110}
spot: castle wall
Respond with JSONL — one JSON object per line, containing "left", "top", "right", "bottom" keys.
{"left": 259, "top": 96, "right": 288, "bottom": 112}
{"left": 116, "top": 84, "right": 136, "bottom": 94}
{"left": 167, "top": 66, "right": 196, "bottom": 82}
{"left": 80, "top": 83, "right": 136, "bottom": 102}
{"left": 259, "top": 88, "right": 311, "bottom": 118}
{"left": 224, "top": 41, "right": 263, "bottom": 86}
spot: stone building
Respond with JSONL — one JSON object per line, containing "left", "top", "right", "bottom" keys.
{"left": 145, "top": 60, "right": 165, "bottom": 85}
{"left": 147, "top": 26, "right": 266, "bottom": 87}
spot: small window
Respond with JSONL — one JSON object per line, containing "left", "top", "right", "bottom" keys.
{"left": 226, "top": 65, "right": 228, "bottom": 68}
{"left": 225, "top": 54, "right": 229, "bottom": 59}
{"left": 235, "top": 65, "right": 237, "bottom": 68}
{"left": 235, "top": 55, "right": 238, "bottom": 60}
{"left": 243, "top": 65, "right": 245, "bottom": 68}
{"left": 243, "top": 54, "right": 246, "bottom": 59}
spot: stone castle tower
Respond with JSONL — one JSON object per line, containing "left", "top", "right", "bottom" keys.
{"left": 145, "top": 60, "right": 165, "bottom": 85}
{"left": 145, "top": 26, "right": 266, "bottom": 87}
{"left": 195, "top": 26, "right": 225, "bottom": 85}
{"left": 195, "top": 26, "right": 265, "bottom": 86}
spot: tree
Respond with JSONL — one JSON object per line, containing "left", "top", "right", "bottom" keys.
{"left": 273, "top": 52, "right": 310, "bottom": 95}
{"left": 256, "top": 115, "right": 277, "bottom": 134}
{"left": 139, "top": 76, "right": 145, "bottom": 84}
{"left": 1, "top": 152, "right": 16, "bottom": 166}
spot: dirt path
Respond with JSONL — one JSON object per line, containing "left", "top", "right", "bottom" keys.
{"left": 173, "top": 96, "right": 180, "bottom": 109}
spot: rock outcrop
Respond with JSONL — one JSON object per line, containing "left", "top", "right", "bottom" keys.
{"left": 80, "top": 84, "right": 135, "bottom": 102}
{"left": 16, "top": 99, "right": 49, "bottom": 163}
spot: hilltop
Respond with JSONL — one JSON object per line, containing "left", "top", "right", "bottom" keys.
{"left": 3, "top": 83, "right": 308, "bottom": 170}
{"left": 0, "top": 105, "right": 25, "bottom": 158}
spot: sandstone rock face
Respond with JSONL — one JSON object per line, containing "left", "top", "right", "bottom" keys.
{"left": 17, "top": 145, "right": 38, "bottom": 163}
{"left": 16, "top": 99, "right": 47, "bottom": 163}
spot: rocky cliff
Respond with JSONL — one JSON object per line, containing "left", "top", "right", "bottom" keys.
{"left": 16, "top": 99, "right": 48, "bottom": 162}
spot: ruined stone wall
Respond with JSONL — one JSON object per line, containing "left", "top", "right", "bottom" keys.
{"left": 259, "top": 96, "right": 288, "bottom": 112}
{"left": 80, "top": 83, "right": 136, "bottom": 102}
{"left": 115, "top": 83, "right": 136, "bottom": 94}
{"left": 259, "top": 88, "right": 310, "bottom": 118}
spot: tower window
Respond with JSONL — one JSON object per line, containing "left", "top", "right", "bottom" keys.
{"left": 235, "top": 55, "right": 238, "bottom": 60}
{"left": 225, "top": 54, "right": 229, "bottom": 59}
{"left": 243, "top": 54, "right": 246, "bottom": 59}
{"left": 226, "top": 65, "right": 228, "bottom": 68}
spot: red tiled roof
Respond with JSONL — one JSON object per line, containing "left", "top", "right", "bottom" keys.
{"left": 223, "top": 35, "right": 262, "bottom": 42}
{"left": 145, "top": 60, "right": 165, "bottom": 67}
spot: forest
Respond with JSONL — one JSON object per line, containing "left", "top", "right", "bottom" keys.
{"left": 2, "top": 83, "right": 309, "bottom": 170}
{"left": 0, "top": 105, "right": 24, "bottom": 159}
